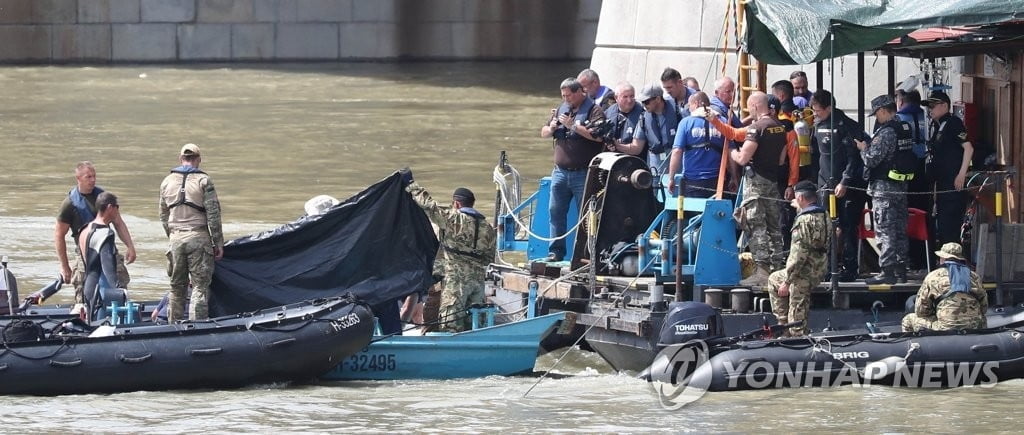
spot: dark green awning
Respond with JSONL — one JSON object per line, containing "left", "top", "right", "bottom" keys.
{"left": 742, "top": 0, "right": 1024, "bottom": 65}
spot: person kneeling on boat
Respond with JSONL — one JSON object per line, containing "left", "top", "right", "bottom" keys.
{"left": 401, "top": 168, "right": 496, "bottom": 333}
{"left": 767, "top": 180, "right": 830, "bottom": 337}
{"left": 902, "top": 243, "right": 987, "bottom": 332}
{"left": 77, "top": 191, "right": 128, "bottom": 322}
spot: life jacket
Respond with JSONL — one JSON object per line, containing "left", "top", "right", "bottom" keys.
{"left": 593, "top": 86, "right": 615, "bottom": 109}
{"left": 937, "top": 261, "right": 981, "bottom": 303}
{"left": 868, "top": 119, "right": 916, "bottom": 182}
{"left": 161, "top": 166, "right": 210, "bottom": 231}
{"left": 683, "top": 116, "right": 721, "bottom": 152}
{"left": 605, "top": 103, "right": 643, "bottom": 144}
{"left": 641, "top": 106, "right": 679, "bottom": 156}
{"left": 896, "top": 107, "right": 927, "bottom": 158}
{"left": 68, "top": 186, "right": 105, "bottom": 231}
{"left": 749, "top": 117, "right": 788, "bottom": 181}
{"left": 556, "top": 97, "right": 597, "bottom": 140}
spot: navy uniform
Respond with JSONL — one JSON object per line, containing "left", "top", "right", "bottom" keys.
{"left": 926, "top": 91, "right": 972, "bottom": 245}
{"left": 861, "top": 95, "right": 915, "bottom": 284}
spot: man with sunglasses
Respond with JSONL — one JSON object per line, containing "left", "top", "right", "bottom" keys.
{"left": 633, "top": 83, "right": 679, "bottom": 176}
{"left": 77, "top": 191, "right": 127, "bottom": 322}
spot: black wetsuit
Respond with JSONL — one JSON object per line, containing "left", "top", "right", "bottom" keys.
{"left": 82, "top": 222, "right": 118, "bottom": 321}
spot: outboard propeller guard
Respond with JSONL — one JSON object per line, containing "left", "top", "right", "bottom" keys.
{"left": 657, "top": 301, "right": 724, "bottom": 346}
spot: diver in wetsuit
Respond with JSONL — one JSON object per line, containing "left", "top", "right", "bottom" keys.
{"left": 78, "top": 191, "right": 127, "bottom": 322}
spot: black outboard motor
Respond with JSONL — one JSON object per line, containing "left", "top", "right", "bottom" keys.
{"left": 657, "top": 301, "right": 724, "bottom": 346}
{"left": 0, "top": 256, "right": 19, "bottom": 315}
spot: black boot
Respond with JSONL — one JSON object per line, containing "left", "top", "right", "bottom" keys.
{"left": 865, "top": 267, "right": 896, "bottom": 285}
{"left": 837, "top": 269, "right": 859, "bottom": 282}
{"left": 894, "top": 264, "right": 908, "bottom": 284}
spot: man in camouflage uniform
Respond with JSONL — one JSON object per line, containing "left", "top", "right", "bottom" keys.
{"left": 730, "top": 92, "right": 788, "bottom": 286}
{"left": 403, "top": 170, "right": 496, "bottom": 333}
{"left": 856, "top": 95, "right": 912, "bottom": 284}
{"left": 54, "top": 161, "right": 136, "bottom": 307}
{"left": 902, "top": 243, "right": 987, "bottom": 331}
{"left": 767, "top": 180, "right": 830, "bottom": 336}
{"left": 159, "top": 144, "right": 223, "bottom": 322}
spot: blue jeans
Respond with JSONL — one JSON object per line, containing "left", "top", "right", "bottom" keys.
{"left": 548, "top": 167, "right": 587, "bottom": 260}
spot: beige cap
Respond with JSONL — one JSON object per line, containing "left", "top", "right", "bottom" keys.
{"left": 180, "top": 143, "right": 201, "bottom": 156}
{"left": 935, "top": 242, "right": 966, "bottom": 261}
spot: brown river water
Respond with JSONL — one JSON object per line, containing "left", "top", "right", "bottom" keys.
{"left": 0, "top": 64, "right": 1017, "bottom": 432}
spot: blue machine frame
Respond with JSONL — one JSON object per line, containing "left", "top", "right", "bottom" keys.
{"left": 497, "top": 177, "right": 578, "bottom": 261}
{"left": 637, "top": 175, "right": 741, "bottom": 286}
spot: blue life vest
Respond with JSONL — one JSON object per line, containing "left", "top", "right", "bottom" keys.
{"left": 641, "top": 107, "right": 679, "bottom": 155}
{"left": 605, "top": 103, "right": 643, "bottom": 144}
{"left": 943, "top": 260, "right": 972, "bottom": 294}
{"left": 458, "top": 206, "right": 485, "bottom": 220}
{"left": 896, "top": 106, "right": 927, "bottom": 158}
{"left": 69, "top": 185, "right": 105, "bottom": 229}
{"left": 556, "top": 97, "right": 597, "bottom": 139}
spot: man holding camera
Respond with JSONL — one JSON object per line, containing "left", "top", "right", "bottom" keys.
{"left": 540, "top": 78, "right": 605, "bottom": 262}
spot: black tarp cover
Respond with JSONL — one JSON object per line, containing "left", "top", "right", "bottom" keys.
{"left": 208, "top": 174, "right": 438, "bottom": 317}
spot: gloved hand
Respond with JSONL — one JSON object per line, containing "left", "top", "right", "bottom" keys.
{"left": 399, "top": 167, "right": 414, "bottom": 186}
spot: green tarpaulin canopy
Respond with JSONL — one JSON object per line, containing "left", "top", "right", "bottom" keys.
{"left": 743, "top": 0, "right": 1024, "bottom": 65}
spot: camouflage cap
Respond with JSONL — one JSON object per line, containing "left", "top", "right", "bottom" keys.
{"left": 869, "top": 95, "right": 896, "bottom": 116}
{"left": 935, "top": 242, "right": 966, "bottom": 261}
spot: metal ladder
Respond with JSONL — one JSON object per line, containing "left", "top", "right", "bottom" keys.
{"left": 735, "top": 0, "right": 766, "bottom": 117}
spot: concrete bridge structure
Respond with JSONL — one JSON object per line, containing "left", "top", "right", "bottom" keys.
{"left": 0, "top": 0, "right": 600, "bottom": 62}
{"left": 588, "top": 0, "right": 962, "bottom": 123}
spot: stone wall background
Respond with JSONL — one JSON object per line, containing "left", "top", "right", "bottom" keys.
{"left": 0, "top": 0, "right": 601, "bottom": 62}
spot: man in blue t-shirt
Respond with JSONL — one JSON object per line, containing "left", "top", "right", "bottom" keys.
{"left": 667, "top": 91, "right": 726, "bottom": 198}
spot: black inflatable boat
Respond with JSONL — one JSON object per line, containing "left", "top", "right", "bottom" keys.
{"left": 0, "top": 295, "right": 373, "bottom": 395}
{"left": 649, "top": 302, "right": 1024, "bottom": 393}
